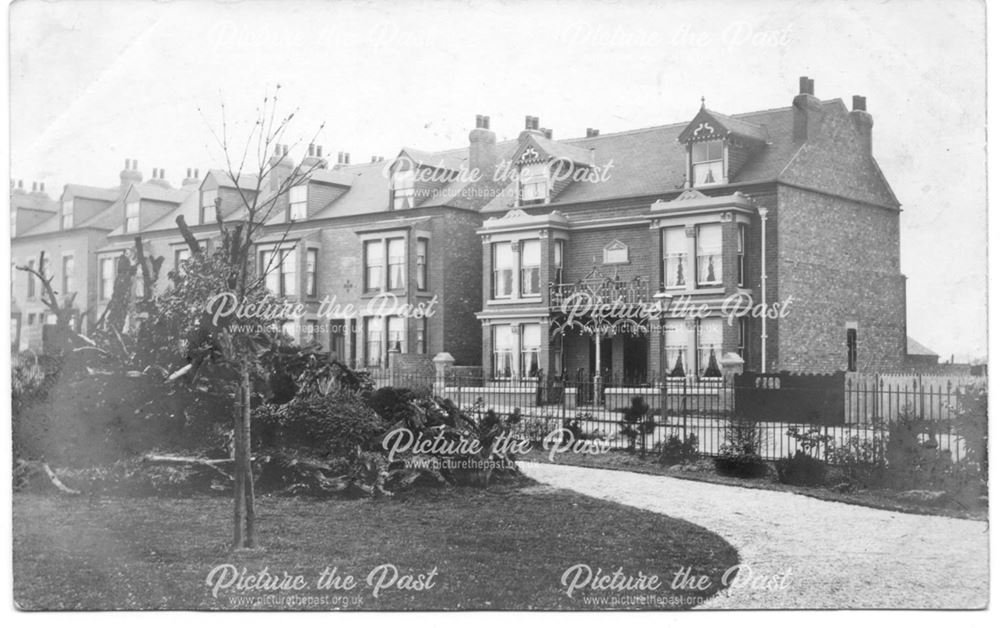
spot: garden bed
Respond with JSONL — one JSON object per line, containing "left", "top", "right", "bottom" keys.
{"left": 14, "top": 481, "right": 739, "bottom": 610}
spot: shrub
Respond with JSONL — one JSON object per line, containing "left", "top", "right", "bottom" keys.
{"left": 827, "top": 434, "right": 887, "bottom": 488}
{"left": 253, "top": 389, "right": 387, "bottom": 458}
{"left": 775, "top": 450, "right": 827, "bottom": 486}
{"left": 715, "top": 417, "right": 768, "bottom": 478}
{"left": 657, "top": 432, "right": 699, "bottom": 466}
{"left": 617, "top": 396, "right": 656, "bottom": 454}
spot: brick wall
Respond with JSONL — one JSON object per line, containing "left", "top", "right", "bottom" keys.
{"left": 776, "top": 185, "right": 906, "bottom": 372}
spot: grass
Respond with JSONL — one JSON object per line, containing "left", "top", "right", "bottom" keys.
{"left": 519, "top": 448, "right": 988, "bottom": 520}
{"left": 14, "top": 480, "right": 739, "bottom": 610}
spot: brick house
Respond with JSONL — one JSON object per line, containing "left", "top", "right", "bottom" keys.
{"left": 90, "top": 129, "right": 515, "bottom": 369}
{"left": 11, "top": 76, "right": 907, "bottom": 378}
{"left": 476, "top": 77, "right": 906, "bottom": 383}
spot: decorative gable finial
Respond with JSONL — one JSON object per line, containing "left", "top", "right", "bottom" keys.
{"left": 700, "top": 96, "right": 706, "bottom": 110}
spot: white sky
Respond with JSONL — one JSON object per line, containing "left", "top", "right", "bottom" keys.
{"left": 7, "top": 0, "right": 987, "bottom": 362}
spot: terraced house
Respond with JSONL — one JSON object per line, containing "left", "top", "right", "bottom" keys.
{"left": 10, "top": 76, "right": 907, "bottom": 380}
{"left": 476, "top": 77, "right": 906, "bottom": 385}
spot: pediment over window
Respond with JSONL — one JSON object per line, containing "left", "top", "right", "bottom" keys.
{"left": 603, "top": 239, "right": 629, "bottom": 264}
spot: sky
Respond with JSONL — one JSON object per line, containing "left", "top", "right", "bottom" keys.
{"left": 7, "top": 0, "right": 988, "bottom": 362}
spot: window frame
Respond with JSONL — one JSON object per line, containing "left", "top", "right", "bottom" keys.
{"left": 737, "top": 223, "right": 746, "bottom": 288}
{"left": 416, "top": 238, "right": 428, "bottom": 291}
{"left": 99, "top": 257, "right": 115, "bottom": 300}
{"left": 695, "top": 223, "right": 722, "bottom": 287}
{"left": 200, "top": 192, "right": 217, "bottom": 225}
{"left": 305, "top": 248, "right": 318, "bottom": 297}
{"left": 519, "top": 239, "right": 541, "bottom": 296}
{"left": 364, "top": 316, "right": 384, "bottom": 368}
{"left": 492, "top": 324, "right": 516, "bottom": 379}
{"left": 125, "top": 200, "right": 140, "bottom": 233}
{"left": 492, "top": 242, "right": 514, "bottom": 299}
{"left": 391, "top": 169, "right": 416, "bottom": 210}
{"left": 61, "top": 254, "right": 75, "bottom": 295}
{"left": 662, "top": 226, "right": 688, "bottom": 289}
{"left": 519, "top": 162, "right": 550, "bottom": 205}
{"left": 695, "top": 317, "right": 723, "bottom": 378}
{"left": 691, "top": 140, "right": 725, "bottom": 187}
{"left": 27, "top": 260, "right": 36, "bottom": 298}
{"left": 386, "top": 238, "right": 405, "bottom": 291}
{"left": 289, "top": 184, "right": 308, "bottom": 220}
{"left": 363, "top": 240, "right": 385, "bottom": 293}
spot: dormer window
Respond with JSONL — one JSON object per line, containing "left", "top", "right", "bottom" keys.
{"left": 289, "top": 184, "right": 307, "bottom": 220}
{"left": 519, "top": 162, "right": 549, "bottom": 205}
{"left": 61, "top": 199, "right": 73, "bottom": 229}
{"left": 125, "top": 200, "right": 140, "bottom": 232}
{"left": 391, "top": 169, "right": 415, "bottom": 210}
{"left": 691, "top": 140, "right": 724, "bottom": 186}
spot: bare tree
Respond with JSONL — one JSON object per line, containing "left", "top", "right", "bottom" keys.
{"left": 177, "top": 85, "right": 326, "bottom": 548}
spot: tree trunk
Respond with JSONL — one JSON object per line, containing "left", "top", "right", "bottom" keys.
{"left": 232, "top": 379, "right": 246, "bottom": 548}
{"left": 241, "top": 361, "right": 256, "bottom": 547}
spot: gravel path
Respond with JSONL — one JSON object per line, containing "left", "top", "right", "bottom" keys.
{"left": 521, "top": 462, "right": 989, "bottom": 609}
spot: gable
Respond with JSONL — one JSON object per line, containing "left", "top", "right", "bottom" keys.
{"left": 777, "top": 102, "right": 900, "bottom": 209}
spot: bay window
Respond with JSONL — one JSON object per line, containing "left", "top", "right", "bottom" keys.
{"left": 691, "top": 140, "right": 724, "bottom": 186}
{"left": 492, "top": 243, "right": 514, "bottom": 298}
{"left": 519, "top": 162, "right": 549, "bottom": 204}
{"left": 492, "top": 325, "right": 515, "bottom": 379}
{"left": 520, "top": 240, "right": 540, "bottom": 296}
{"left": 662, "top": 227, "right": 688, "bottom": 288}
{"left": 696, "top": 318, "right": 723, "bottom": 377}
{"left": 364, "top": 240, "right": 384, "bottom": 292}
{"left": 391, "top": 169, "right": 415, "bottom": 210}
{"left": 696, "top": 224, "right": 722, "bottom": 286}
{"left": 289, "top": 185, "right": 308, "bottom": 220}
{"left": 387, "top": 238, "right": 405, "bottom": 290}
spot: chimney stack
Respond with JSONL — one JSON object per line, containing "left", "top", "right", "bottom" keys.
{"left": 792, "top": 75, "right": 823, "bottom": 143}
{"left": 541, "top": 128, "right": 553, "bottom": 140}
{"left": 268, "top": 145, "right": 294, "bottom": 189}
{"left": 469, "top": 113, "right": 498, "bottom": 177}
{"left": 524, "top": 115, "right": 541, "bottom": 131}
{"left": 120, "top": 158, "right": 142, "bottom": 190}
{"left": 150, "top": 168, "right": 170, "bottom": 188}
{"left": 182, "top": 168, "right": 201, "bottom": 187}
{"left": 302, "top": 143, "right": 328, "bottom": 170}
{"left": 850, "top": 94, "right": 873, "bottom": 156}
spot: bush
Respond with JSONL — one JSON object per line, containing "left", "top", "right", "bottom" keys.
{"left": 657, "top": 432, "right": 699, "bottom": 466}
{"left": 715, "top": 417, "right": 767, "bottom": 478}
{"left": 775, "top": 451, "right": 827, "bottom": 486}
{"left": 827, "top": 434, "right": 887, "bottom": 488}
{"left": 254, "top": 389, "right": 387, "bottom": 458}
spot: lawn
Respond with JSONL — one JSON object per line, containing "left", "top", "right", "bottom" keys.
{"left": 14, "top": 480, "right": 739, "bottom": 610}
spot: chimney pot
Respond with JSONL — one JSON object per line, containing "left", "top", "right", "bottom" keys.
{"left": 31, "top": 182, "right": 37, "bottom": 192}
{"left": 852, "top": 95, "right": 867, "bottom": 112}
{"left": 316, "top": 145, "right": 322, "bottom": 157}
{"left": 799, "top": 76, "right": 813, "bottom": 95}
{"left": 483, "top": 115, "right": 490, "bottom": 129}
{"left": 40, "top": 182, "right": 45, "bottom": 192}
{"left": 525, "top": 115, "right": 533, "bottom": 130}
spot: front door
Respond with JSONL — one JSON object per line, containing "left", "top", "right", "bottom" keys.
{"left": 622, "top": 333, "right": 648, "bottom": 384}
